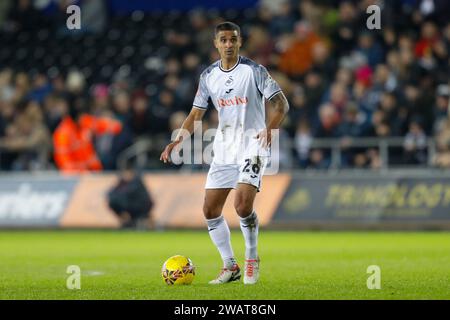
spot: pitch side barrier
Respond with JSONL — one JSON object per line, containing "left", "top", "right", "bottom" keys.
{"left": 0, "top": 170, "right": 449, "bottom": 229}
{"left": 0, "top": 172, "right": 289, "bottom": 229}
{"left": 272, "top": 169, "right": 450, "bottom": 230}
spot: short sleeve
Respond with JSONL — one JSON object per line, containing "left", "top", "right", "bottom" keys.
{"left": 256, "top": 65, "right": 282, "bottom": 100}
{"left": 192, "top": 73, "right": 210, "bottom": 109}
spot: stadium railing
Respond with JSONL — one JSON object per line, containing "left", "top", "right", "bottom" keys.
{"left": 116, "top": 136, "right": 438, "bottom": 171}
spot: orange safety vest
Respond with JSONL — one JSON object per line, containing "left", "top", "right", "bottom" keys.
{"left": 53, "top": 114, "right": 122, "bottom": 173}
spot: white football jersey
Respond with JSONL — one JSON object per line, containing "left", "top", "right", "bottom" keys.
{"left": 193, "top": 56, "right": 282, "bottom": 165}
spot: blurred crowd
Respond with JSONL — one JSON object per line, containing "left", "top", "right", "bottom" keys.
{"left": 0, "top": 0, "right": 449, "bottom": 171}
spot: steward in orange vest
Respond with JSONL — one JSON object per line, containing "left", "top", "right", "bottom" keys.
{"left": 53, "top": 114, "right": 122, "bottom": 173}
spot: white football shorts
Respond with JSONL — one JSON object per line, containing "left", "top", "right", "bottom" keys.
{"left": 205, "top": 156, "right": 268, "bottom": 191}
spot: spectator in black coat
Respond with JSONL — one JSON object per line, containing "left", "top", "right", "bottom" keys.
{"left": 107, "top": 166, "right": 154, "bottom": 229}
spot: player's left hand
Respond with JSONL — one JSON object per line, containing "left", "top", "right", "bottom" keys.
{"left": 256, "top": 129, "right": 271, "bottom": 149}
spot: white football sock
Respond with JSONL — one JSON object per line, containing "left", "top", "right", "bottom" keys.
{"left": 239, "top": 211, "right": 259, "bottom": 260}
{"left": 206, "top": 215, "right": 236, "bottom": 269}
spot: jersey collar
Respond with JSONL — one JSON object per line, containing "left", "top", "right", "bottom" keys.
{"left": 219, "top": 56, "right": 241, "bottom": 73}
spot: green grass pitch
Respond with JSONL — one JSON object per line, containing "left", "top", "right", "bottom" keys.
{"left": 0, "top": 230, "right": 449, "bottom": 299}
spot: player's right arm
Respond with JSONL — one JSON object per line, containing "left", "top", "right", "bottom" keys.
{"left": 159, "top": 107, "right": 206, "bottom": 163}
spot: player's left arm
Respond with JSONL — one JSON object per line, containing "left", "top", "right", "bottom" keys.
{"left": 257, "top": 91, "right": 289, "bottom": 147}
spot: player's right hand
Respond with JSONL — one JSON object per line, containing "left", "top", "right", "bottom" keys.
{"left": 160, "top": 140, "right": 180, "bottom": 163}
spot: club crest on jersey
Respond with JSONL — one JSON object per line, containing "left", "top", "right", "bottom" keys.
{"left": 225, "top": 76, "right": 234, "bottom": 86}
{"left": 217, "top": 96, "right": 248, "bottom": 107}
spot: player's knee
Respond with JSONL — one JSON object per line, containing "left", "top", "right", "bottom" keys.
{"left": 234, "top": 200, "right": 253, "bottom": 218}
{"left": 203, "top": 203, "right": 221, "bottom": 219}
